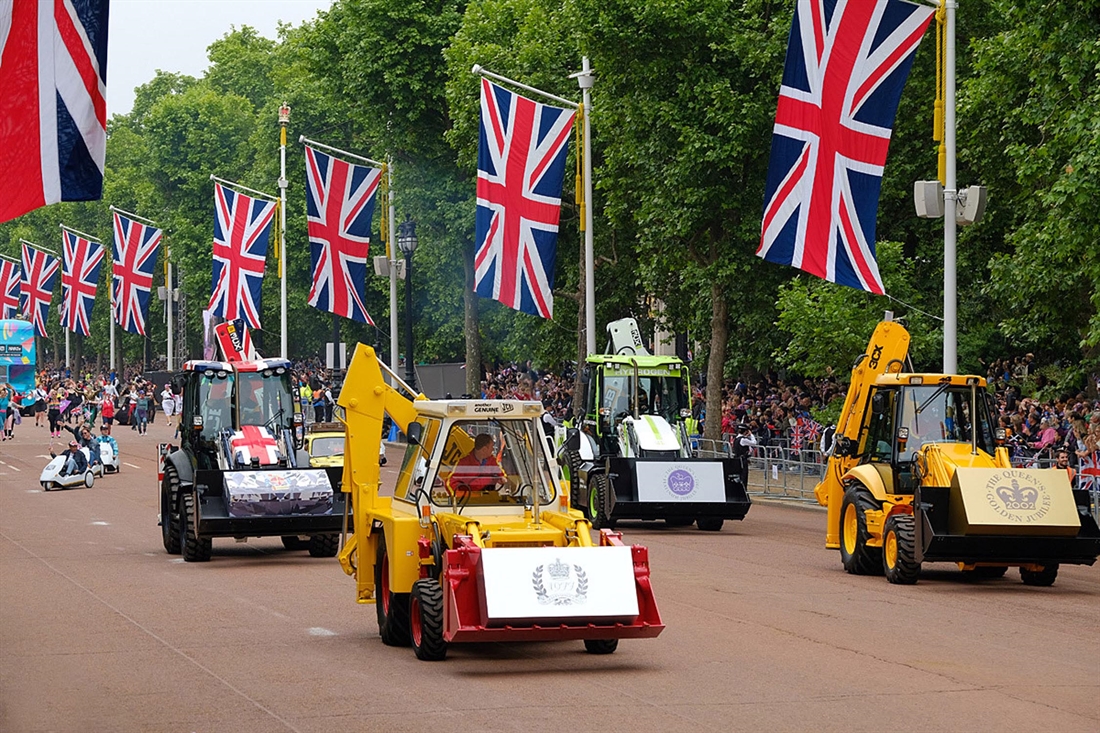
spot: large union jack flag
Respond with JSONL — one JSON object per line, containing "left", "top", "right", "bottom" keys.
{"left": 0, "top": 260, "right": 21, "bottom": 319}
{"left": 304, "top": 145, "right": 380, "bottom": 325}
{"left": 208, "top": 183, "right": 275, "bottom": 329}
{"left": 475, "top": 78, "right": 576, "bottom": 319}
{"left": 59, "top": 230, "right": 105, "bottom": 336}
{"left": 757, "top": 0, "right": 934, "bottom": 294}
{"left": 111, "top": 212, "right": 162, "bottom": 336}
{"left": 0, "top": 0, "right": 109, "bottom": 224}
{"left": 20, "top": 242, "right": 60, "bottom": 337}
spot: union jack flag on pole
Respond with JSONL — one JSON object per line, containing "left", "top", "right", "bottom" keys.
{"left": 20, "top": 242, "right": 60, "bottom": 337}
{"left": 0, "top": 260, "right": 21, "bottom": 319}
{"left": 757, "top": 0, "right": 934, "bottom": 294}
{"left": 111, "top": 211, "right": 162, "bottom": 336}
{"left": 304, "top": 145, "right": 380, "bottom": 324}
{"left": 0, "top": 0, "right": 110, "bottom": 224}
{"left": 475, "top": 78, "right": 576, "bottom": 319}
{"left": 208, "top": 182, "right": 276, "bottom": 329}
{"left": 59, "top": 229, "right": 105, "bottom": 336}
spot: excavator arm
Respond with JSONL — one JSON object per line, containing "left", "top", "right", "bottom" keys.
{"left": 336, "top": 344, "right": 426, "bottom": 601}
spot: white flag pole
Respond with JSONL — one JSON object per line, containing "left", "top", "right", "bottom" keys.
{"left": 388, "top": 160, "right": 399, "bottom": 381}
{"left": 109, "top": 276, "right": 115, "bottom": 377}
{"left": 575, "top": 57, "right": 596, "bottom": 356}
{"left": 166, "top": 256, "right": 174, "bottom": 371}
{"left": 942, "top": 0, "right": 957, "bottom": 373}
{"left": 279, "top": 104, "right": 290, "bottom": 360}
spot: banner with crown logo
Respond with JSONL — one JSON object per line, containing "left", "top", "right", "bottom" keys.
{"left": 949, "top": 468, "right": 1081, "bottom": 536}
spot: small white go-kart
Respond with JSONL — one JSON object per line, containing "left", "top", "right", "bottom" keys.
{"left": 99, "top": 440, "right": 120, "bottom": 474}
{"left": 40, "top": 447, "right": 97, "bottom": 491}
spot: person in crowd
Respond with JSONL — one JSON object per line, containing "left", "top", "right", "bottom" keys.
{"left": 161, "top": 385, "right": 175, "bottom": 427}
{"left": 323, "top": 384, "right": 335, "bottom": 422}
{"left": 0, "top": 384, "right": 13, "bottom": 441}
{"left": 47, "top": 386, "right": 63, "bottom": 437}
{"left": 97, "top": 424, "right": 119, "bottom": 464}
{"left": 312, "top": 387, "right": 326, "bottom": 424}
{"left": 100, "top": 393, "right": 115, "bottom": 434}
{"left": 134, "top": 390, "right": 150, "bottom": 435}
{"left": 33, "top": 382, "right": 48, "bottom": 427}
{"left": 1054, "top": 448, "right": 1075, "bottom": 484}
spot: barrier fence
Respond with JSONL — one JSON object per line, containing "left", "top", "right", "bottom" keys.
{"left": 692, "top": 435, "right": 1100, "bottom": 522}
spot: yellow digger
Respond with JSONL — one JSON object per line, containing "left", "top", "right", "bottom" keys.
{"left": 335, "top": 345, "right": 664, "bottom": 660}
{"left": 815, "top": 316, "right": 1099, "bottom": 585}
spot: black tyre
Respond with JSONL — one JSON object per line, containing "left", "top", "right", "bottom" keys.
{"left": 160, "top": 465, "right": 181, "bottom": 554}
{"left": 374, "top": 537, "right": 410, "bottom": 646}
{"left": 664, "top": 518, "right": 695, "bottom": 528}
{"left": 964, "top": 565, "right": 1008, "bottom": 579}
{"left": 584, "top": 638, "right": 619, "bottom": 655}
{"left": 696, "top": 517, "right": 725, "bottom": 532}
{"left": 882, "top": 514, "right": 919, "bottom": 584}
{"left": 1020, "top": 564, "right": 1058, "bottom": 587}
{"left": 587, "top": 474, "right": 612, "bottom": 529}
{"left": 83, "top": 471, "right": 94, "bottom": 488}
{"left": 180, "top": 491, "right": 212, "bottom": 562}
{"left": 281, "top": 535, "right": 306, "bottom": 551}
{"left": 410, "top": 578, "right": 447, "bottom": 661}
{"left": 308, "top": 533, "right": 339, "bottom": 558}
{"left": 839, "top": 484, "right": 881, "bottom": 575}
{"left": 41, "top": 481, "right": 53, "bottom": 492}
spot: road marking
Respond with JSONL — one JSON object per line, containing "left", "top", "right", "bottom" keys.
{"left": 0, "top": 461, "right": 20, "bottom": 472}
{"left": 169, "top": 558, "right": 185, "bottom": 563}
{"left": 27, "top": 489, "right": 41, "bottom": 493}
{"left": 92, "top": 521, "right": 110, "bottom": 526}
{"left": 36, "top": 455, "right": 51, "bottom": 459}
{"left": 308, "top": 628, "right": 336, "bottom": 637}
{"left": 124, "top": 462, "right": 141, "bottom": 469}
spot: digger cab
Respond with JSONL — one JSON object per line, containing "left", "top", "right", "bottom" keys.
{"left": 856, "top": 374, "right": 999, "bottom": 493}
{"left": 391, "top": 401, "right": 563, "bottom": 516}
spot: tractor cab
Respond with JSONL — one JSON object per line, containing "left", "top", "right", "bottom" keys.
{"left": 178, "top": 359, "right": 302, "bottom": 470}
{"left": 391, "top": 401, "right": 561, "bottom": 516}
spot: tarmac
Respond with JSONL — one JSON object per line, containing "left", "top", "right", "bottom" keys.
{"left": 1, "top": 417, "right": 1097, "bottom": 732}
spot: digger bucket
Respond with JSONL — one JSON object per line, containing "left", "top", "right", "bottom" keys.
{"left": 441, "top": 531, "right": 664, "bottom": 643}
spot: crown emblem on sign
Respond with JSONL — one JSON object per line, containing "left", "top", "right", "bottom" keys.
{"left": 547, "top": 558, "right": 570, "bottom": 580}
{"left": 996, "top": 479, "right": 1039, "bottom": 511}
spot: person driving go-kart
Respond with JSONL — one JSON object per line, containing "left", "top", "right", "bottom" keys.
{"left": 57, "top": 440, "right": 88, "bottom": 476}
{"left": 447, "top": 434, "right": 507, "bottom": 495}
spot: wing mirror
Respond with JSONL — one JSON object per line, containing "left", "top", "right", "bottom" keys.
{"left": 406, "top": 422, "right": 423, "bottom": 445}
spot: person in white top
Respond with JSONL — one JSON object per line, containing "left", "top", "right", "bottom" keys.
{"left": 161, "top": 386, "right": 176, "bottom": 426}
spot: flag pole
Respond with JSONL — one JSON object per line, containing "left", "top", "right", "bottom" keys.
{"left": 574, "top": 57, "right": 596, "bottom": 356}
{"left": 166, "top": 251, "right": 174, "bottom": 371}
{"left": 943, "top": 0, "right": 957, "bottom": 372}
{"left": 387, "top": 160, "right": 399, "bottom": 381}
{"left": 109, "top": 276, "right": 115, "bottom": 377}
{"left": 279, "top": 104, "right": 290, "bottom": 360}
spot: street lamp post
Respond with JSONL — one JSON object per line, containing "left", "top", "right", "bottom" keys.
{"left": 397, "top": 217, "right": 418, "bottom": 390}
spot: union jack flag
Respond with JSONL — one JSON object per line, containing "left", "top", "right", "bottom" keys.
{"left": 208, "top": 183, "right": 275, "bottom": 329}
{"left": 475, "top": 78, "right": 576, "bottom": 319}
{"left": 0, "top": 260, "right": 21, "bottom": 319}
{"left": 1078, "top": 452, "right": 1100, "bottom": 491}
{"left": 59, "top": 230, "right": 105, "bottom": 336}
{"left": 111, "top": 212, "right": 162, "bottom": 336}
{"left": 19, "top": 242, "right": 60, "bottom": 337}
{"left": 0, "top": 0, "right": 109, "bottom": 224}
{"left": 757, "top": 0, "right": 934, "bottom": 294}
{"left": 304, "top": 145, "right": 380, "bottom": 324}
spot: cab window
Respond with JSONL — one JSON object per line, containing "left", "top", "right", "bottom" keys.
{"left": 861, "top": 389, "right": 896, "bottom": 463}
{"left": 396, "top": 417, "right": 442, "bottom": 504}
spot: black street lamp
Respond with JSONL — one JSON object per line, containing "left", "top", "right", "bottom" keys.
{"left": 397, "top": 217, "right": 418, "bottom": 390}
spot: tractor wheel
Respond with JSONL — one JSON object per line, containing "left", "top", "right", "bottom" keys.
{"left": 281, "top": 536, "right": 306, "bottom": 551}
{"left": 696, "top": 517, "right": 725, "bottom": 532}
{"left": 882, "top": 514, "right": 919, "bottom": 584}
{"left": 160, "top": 465, "right": 181, "bottom": 554}
{"left": 588, "top": 474, "right": 612, "bottom": 529}
{"left": 964, "top": 565, "right": 1008, "bottom": 579}
{"left": 584, "top": 638, "right": 619, "bottom": 655}
{"left": 664, "top": 518, "right": 694, "bottom": 528}
{"left": 308, "top": 533, "right": 340, "bottom": 558}
{"left": 180, "top": 491, "right": 212, "bottom": 562}
{"left": 410, "top": 578, "right": 447, "bottom": 661}
{"left": 1020, "top": 564, "right": 1059, "bottom": 587}
{"left": 374, "top": 537, "right": 410, "bottom": 646}
{"left": 839, "top": 484, "right": 881, "bottom": 575}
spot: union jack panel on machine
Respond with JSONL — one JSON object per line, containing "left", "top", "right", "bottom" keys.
{"left": 111, "top": 212, "right": 162, "bottom": 336}
{"left": 60, "top": 230, "right": 105, "bottom": 336}
{"left": 208, "top": 183, "right": 275, "bottom": 329}
{"left": 475, "top": 78, "right": 576, "bottom": 319}
{"left": 0, "top": 0, "right": 109, "bottom": 224}
{"left": 19, "top": 242, "right": 60, "bottom": 338}
{"left": 757, "top": 0, "right": 934, "bottom": 294}
{"left": 0, "top": 260, "right": 21, "bottom": 319}
{"left": 304, "top": 145, "right": 380, "bottom": 324}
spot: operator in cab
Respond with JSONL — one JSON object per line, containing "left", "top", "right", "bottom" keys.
{"left": 448, "top": 434, "right": 507, "bottom": 494}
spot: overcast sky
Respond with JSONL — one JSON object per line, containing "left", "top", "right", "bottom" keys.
{"left": 107, "top": 0, "right": 333, "bottom": 117}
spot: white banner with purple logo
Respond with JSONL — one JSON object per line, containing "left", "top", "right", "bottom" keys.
{"left": 636, "top": 461, "right": 726, "bottom": 503}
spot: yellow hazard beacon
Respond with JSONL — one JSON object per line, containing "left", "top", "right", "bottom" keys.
{"left": 335, "top": 344, "right": 664, "bottom": 660}
{"left": 814, "top": 316, "right": 1100, "bottom": 585}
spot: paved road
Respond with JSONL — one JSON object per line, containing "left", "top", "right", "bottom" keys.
{"left": 1, "top": 419, "right": 1097, "bottom": 733}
